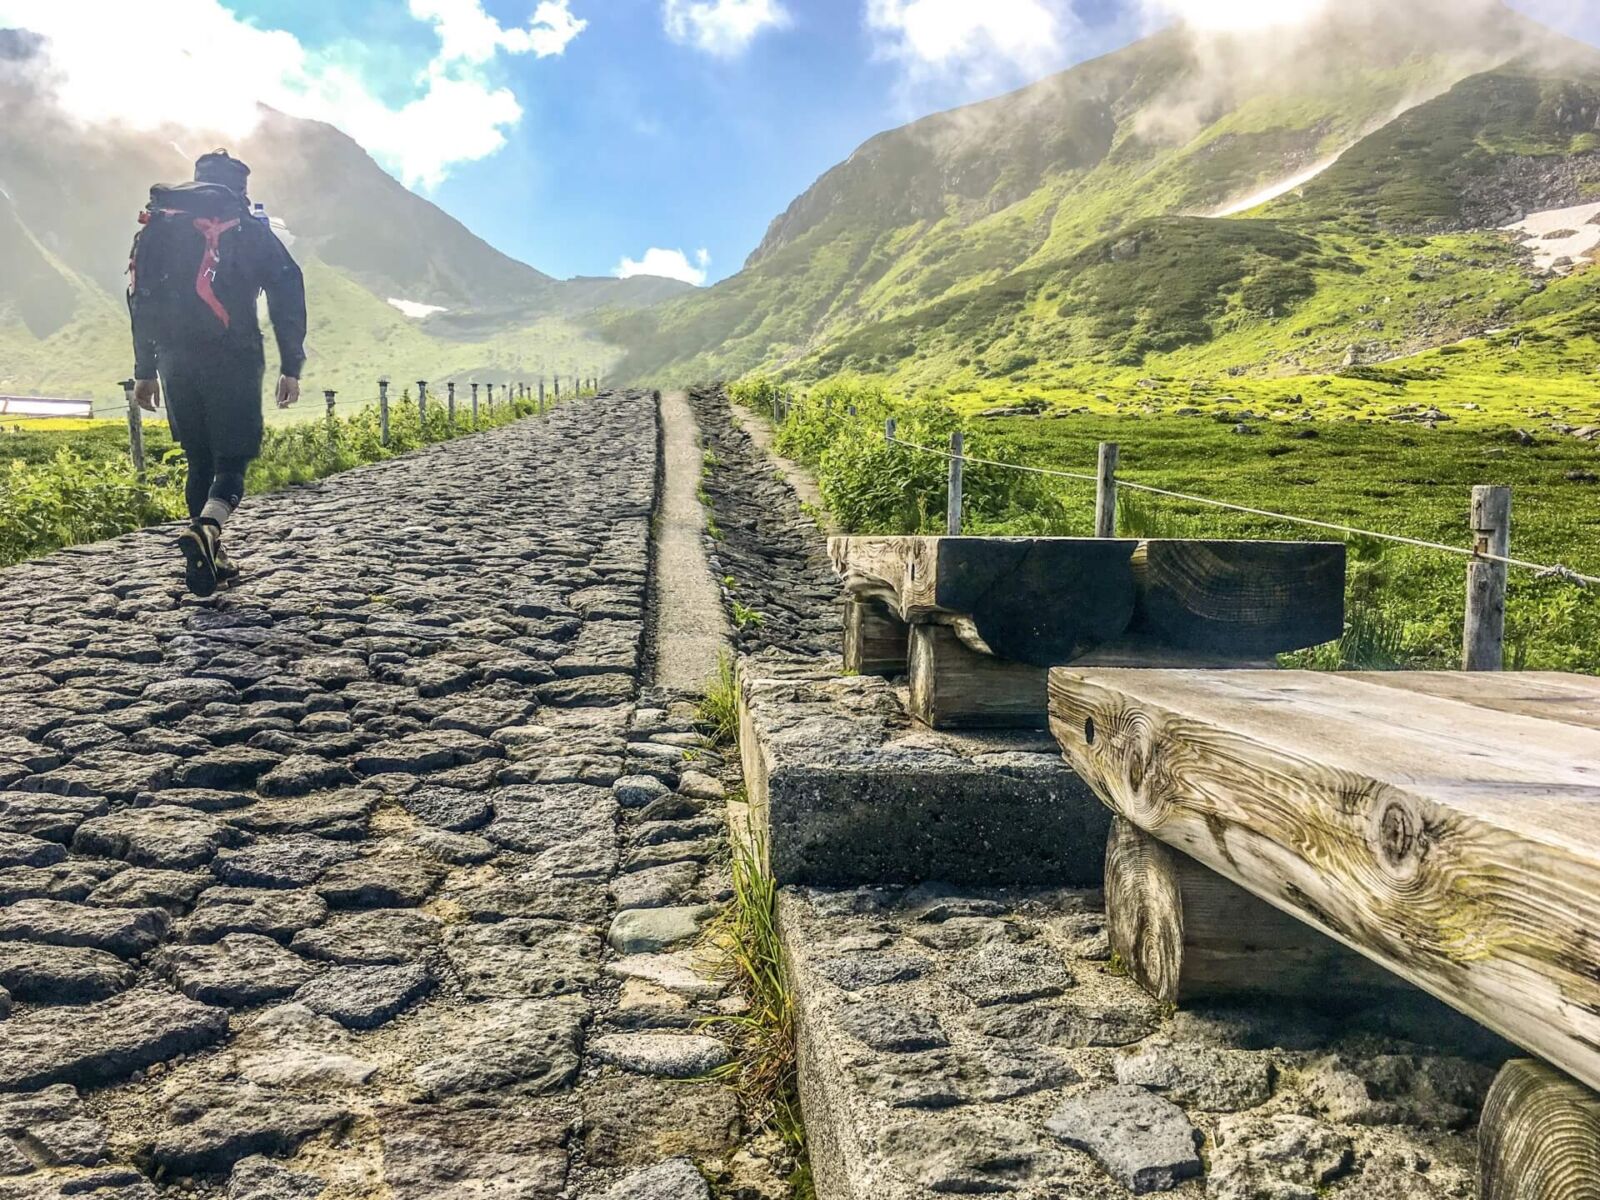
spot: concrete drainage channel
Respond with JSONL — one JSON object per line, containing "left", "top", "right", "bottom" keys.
{"left": 689, "top": 383, "right": 1512, "bottom": 1200}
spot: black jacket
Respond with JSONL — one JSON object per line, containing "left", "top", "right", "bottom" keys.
{"left": 130, "top": 204, "right": 307, "bottom": 382}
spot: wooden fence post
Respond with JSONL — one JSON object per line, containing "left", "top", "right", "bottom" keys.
{"left": 538, "top": 378, "right": 546, "bottom": 412}
{"left": 378, "top": 378, "right": 390, "bottom": 446}
{"left": 885, "top": 417, "right": 896, "bottom": 444}
{"left": 1095, "top": 442, "right": 1120, "bottom": 539}
{"left": 417, "top": 380, "right": 428, "bottom": 422}
{"left": 1464, "top": 484, "right": 1512, "bottom": 671}
{"left": 554, "top": 375, "right": 561, "bottom": 399}
{"left": 323, "top": 389, "right": 337, "bottom": 421}
{"left": 447, "top": 382, "right": 457, "bottom": 424}
{"left": 121, "top": 380, "right": 145, "bottom": 477}
{"left": 947, "top": 430, "right": 964, "bottom": 536}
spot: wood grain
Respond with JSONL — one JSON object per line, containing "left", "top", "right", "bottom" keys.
{"left": 843, "top": 598, "right": 908, "bottom": 678}
{"left": 1130, "top": 539, "right": 1345, "bottom": 654}
{"left": 1481, "top": 1059, "right": 1600, "bottom": 1200}
{"left": 1343, "top": 671, "right": 1600, "bottom": 733}
{"left": 1106, "top": 816, "right": 1417, "bottom": 1006}
{"left": 908, "top": 623, "right": 1048, "bottom": 730}
{"left": 1049, "top": 668, "right": 1600, "bottom": 1092}
{"left": 830, "top": 536, "right": 1139, "bottom": 666}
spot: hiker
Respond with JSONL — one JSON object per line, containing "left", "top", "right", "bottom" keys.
{"left": 127, "top": 149, "right": 306, "bottom": 597}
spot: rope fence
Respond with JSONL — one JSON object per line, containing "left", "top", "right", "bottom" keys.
{"left": 876, "top": 415, "right": 1596, "bottom": 673}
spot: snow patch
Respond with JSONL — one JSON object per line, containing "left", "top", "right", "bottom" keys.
{"left": 1212, "top": 153, "right": 1343, "bottom": 217}
{"left": 1502, "top": 202, "right": 1600, "bottom": 274}
{"left": 387, "top": 298, "right": 449, "bottom": 319}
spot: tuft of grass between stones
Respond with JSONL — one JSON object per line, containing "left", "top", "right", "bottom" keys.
{"left": 697, "top": 652, "right": 740, "bottom": 747}
{"left": 703, "top": 830, "right": 814, "bottom": 1200}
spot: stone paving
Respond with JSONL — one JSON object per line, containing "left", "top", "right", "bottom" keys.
{"left": 692, "top": 383, "right": 1516, "bottom": 1200}
{"left": 0, "top": 393, "right": 750, "bottom": 1200}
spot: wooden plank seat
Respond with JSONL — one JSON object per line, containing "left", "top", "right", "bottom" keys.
{"left": 1050, "top": 668, "right": 1600, "bottom": 1198}
{"left": 830, "top": 536, "right": 1345, "bottom": 728}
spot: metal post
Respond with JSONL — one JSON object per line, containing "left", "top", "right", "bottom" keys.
{"left": 1095, "top": 443, "right": 1120, "bottom": 539}
{"left": 447, "top": 381, "right": 456, "bottom": 424}
{"left": 946, "top": 431, "right": 964, "bottom": 536}
{"left": 379, "top": 378, "right": 390, "bottom": 446}
{"left": 323, "top": 389, "right": 337, "bottom": 421}
{"left": 417, "top": 381, "right": 428, "bottom": 422}
{"left": 121, "top": 380, "right": 145, "bottom": 477}
{"left": 1464, "top": 484, "right": 1512, "bottom": 671}
{"left": 471, "top": 383, "right": 480, "bottom": 422}
{"left": 885, "top": 417, "right": 896, "bottom": 444}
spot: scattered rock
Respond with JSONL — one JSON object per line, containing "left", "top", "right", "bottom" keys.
{"left": 292, "top": 962, "right": 434, "bottom": 1029}
{"left": 211, "top": 835, "right": 359, "bottom": 889}
{"left": 614, "top": 775, "right": 671, "bottom": 808}
{"left": 156, "top": 933, "right": 323, "bottom": 1006}
{"left": 591, "top": 1033, "right": 730, "bottom": 1078}
{"left": 0, "top": 899, "right": 169, "bottom": 957}
{"left": 226, "top": 1156, "right": 327, "bottom": 1200}
{"left": 1209, "top": 1113, "right": 1353, "bottom": 1200}
{"left": 599, "top": 1158, "right": 711, "bottom": 1200}
{"left": 0, "top": 989, "right": 229, "bottom": 1090}
{"left": 72, "top": 806, "right": 240, "bottom": 870}
{"left": 1116, "top": 1043, "right": 1275, "bottom": 1112}
{"left": 834, "top": 1003, "right": 949, "bottom": 1053}
{"left": 677, "top": 770, "right": 725, "bottom": 802}
{"left": 1046, "top": 1083, "right": 1202, "bottom": 1194}
{"left": 146, "top": 1081, "right": 347, "bottom": 1176}
{"left": 607, "top": 904, "right": 718, "bottom": 954}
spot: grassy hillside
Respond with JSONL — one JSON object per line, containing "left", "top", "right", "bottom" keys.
{"left": 606, "top": 6, "right": 1600, "bottom": 395}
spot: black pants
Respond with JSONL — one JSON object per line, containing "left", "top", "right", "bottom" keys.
{"left": 159, "top": 348, "right": 265, "bottom": 524}
{"left": 183, "top": 449, "right": 251, "bottom": 522}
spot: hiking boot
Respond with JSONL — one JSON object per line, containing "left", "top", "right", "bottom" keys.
{"left": 177, "top": 521, "right": 223, "bottom": 598}
{"left": 211, "top": 530, "right": 241, "bottom": 588}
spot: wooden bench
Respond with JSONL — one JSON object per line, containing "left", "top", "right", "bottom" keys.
{"left": 1049, "top": 667, "right": 1600, "bottom": 1200}
{"left": 830, "top": 536, "right": 1346, "bottom": 729}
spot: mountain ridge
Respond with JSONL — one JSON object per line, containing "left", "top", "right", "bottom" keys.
{"left": 604, "top": 1, "right": 1600, "bottom": 390}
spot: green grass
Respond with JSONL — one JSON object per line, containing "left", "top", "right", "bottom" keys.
{"left": 746, "top": 377, "right": 1600, "bottom": 672}
{"left": 704, "top": 830, "right": 812, "bottom": 1199}
{"left": 0, "top": 391, "right": 570, "bottom": 568}
{"left": 697, "top": 652, "right": 741, "bottom": 746}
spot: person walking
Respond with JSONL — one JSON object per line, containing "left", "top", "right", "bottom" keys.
{"left": 127, "top": 149, "right": 306, "bottom": 597}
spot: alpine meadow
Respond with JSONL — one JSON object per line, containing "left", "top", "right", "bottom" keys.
{"left": 5, "top": 3, "right": 1600, "bottom": 1198}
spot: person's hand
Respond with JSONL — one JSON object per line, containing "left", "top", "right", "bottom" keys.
{"left": 275, "top": 375, "right": 300, "bottom": 409}
{"left": 133, "top": 379, "right": 161, "bottom": 412}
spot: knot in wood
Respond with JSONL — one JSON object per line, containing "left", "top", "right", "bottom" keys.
{"left": 1377, "top": 799, "right": 1421, "bottom": 874}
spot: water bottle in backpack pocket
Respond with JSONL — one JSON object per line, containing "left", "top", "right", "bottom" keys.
{"left": 127, "top": 181, "right": 250, "bottom": 346}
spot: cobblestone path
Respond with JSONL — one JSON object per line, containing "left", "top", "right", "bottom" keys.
{"left": 0, "top": 392, "right": 749, "bottom": 1200}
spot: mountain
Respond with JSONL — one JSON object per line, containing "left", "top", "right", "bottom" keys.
{"left": 605, "top": 1, "right": 1600, "bottom": 395}
{"left": 0, "top": 29, "right": 690, "bottom": 407}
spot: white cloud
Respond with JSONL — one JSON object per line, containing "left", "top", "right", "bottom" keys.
{"left": 410, "top": 0, "right": 586, "bottom": 63}
{"left": 865, "top": 0, "right": 1071, "bottom": 95}
{"left": 0, "top": 0, "right": 587, "bottom": 188}
{"left": 616, "top": 247, "right": 711, "bottom": 286}
{"left": 1138, "top": 0, "right": 1333, "bottom": 31}
{"left": 663, "top": 0, "right": 791, "bottom": 56}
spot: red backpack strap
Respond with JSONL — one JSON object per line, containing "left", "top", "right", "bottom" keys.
{"left": 192, "top": 217, "right": 241, "bottom": 327}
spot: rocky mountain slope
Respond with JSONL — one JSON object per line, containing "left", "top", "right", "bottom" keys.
{"left": 605, "top": 1, "right": 1600, "bottom": 394}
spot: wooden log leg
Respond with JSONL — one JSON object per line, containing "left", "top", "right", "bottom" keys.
{"left": 907, "top": 623, "right": 1048, "bottom": 730}
{"left": 843, "top": 598, "right": 909, "bottom": 677}
{"left": 1481, "top": 1059, "right": 1600, "bottom": 1200}
{"left": 1105, "top": 817, "right": 1414, "bottom": 1006}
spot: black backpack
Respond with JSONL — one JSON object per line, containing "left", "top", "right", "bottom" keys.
{"left": 127, "top": 182, "right": 252, "bottom": 343}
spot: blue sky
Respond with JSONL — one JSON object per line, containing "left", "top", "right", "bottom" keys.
{"left": 9, "top": 0, "right": 1599, "bottom": 286}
